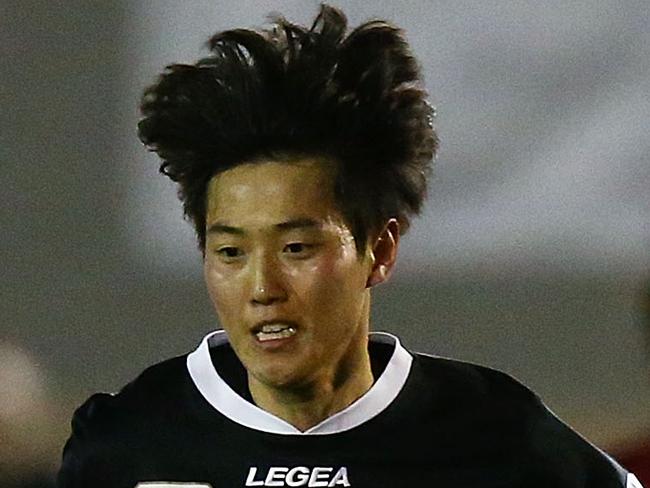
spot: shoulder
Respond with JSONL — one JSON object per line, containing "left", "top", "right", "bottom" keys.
{"left": 409, "top": 351, "right": 540, "bottom": 413}
{"left": 409, "top": 352, "right": 630, "bottom": 487}
{"left": 75, "top": 353, "right": 190, "bottom": 419}
{"left": 70, "top": 352, "right": 190, "bottom": 428}
{"left": 406, "top": 352, "right": 547, "bottom": 446}
{"left": 57, "top": 354, "right": 190, "bottom": 488}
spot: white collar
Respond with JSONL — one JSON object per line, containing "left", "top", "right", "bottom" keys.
{"left": 186, "top": 330, "right": 413, "bottom": 435}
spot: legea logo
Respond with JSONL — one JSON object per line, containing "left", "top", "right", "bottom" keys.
{"left": 245, "top": 466, "right": 351, "bottom": 487}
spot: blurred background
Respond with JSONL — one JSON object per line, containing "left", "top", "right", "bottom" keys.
{"left": 3, "top": 0, "right": 649, "bottom": 485}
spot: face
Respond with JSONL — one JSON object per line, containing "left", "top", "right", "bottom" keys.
{"left": 203, "top": 158, "right": 378, "bottom": 391}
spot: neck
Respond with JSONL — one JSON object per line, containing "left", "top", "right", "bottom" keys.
{"left": 248, "top": 335, "right": 374, "bottom": 432}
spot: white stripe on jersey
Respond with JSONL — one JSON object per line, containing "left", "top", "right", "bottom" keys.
{"left": 187, "top": 330, "right": 413, "bottom": 435}
{"left": 628, "top": 473, "right": 645, "bottom": 488}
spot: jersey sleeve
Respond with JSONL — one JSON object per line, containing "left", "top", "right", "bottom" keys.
{"left": 460, "top": 360, "right": 637, "bottom": 487}
{"left": 56, "top": 355, "right": 192, "bottom": 488}
{"left": 523, "top": 396, "right": 634, "bottom": 487}
{"left": 56, "top": 393, "right": 123, "bottom": 488}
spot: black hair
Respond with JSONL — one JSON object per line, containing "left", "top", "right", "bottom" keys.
{"left": 137, "top": 3, "right": 438, "bottom": 255}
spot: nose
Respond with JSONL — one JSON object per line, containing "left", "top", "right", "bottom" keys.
{"left": 250, "top": 251, "right": 287, "bottom": 306}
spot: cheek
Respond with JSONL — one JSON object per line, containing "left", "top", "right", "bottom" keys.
{"left": 204, "top": 264, "right": 243, "bottom": 319}
{"left": 318, "top": 247, "right": 367, "bottom": 288}
{"left": 296, "top": 257, "right": 365, "bottom": 311}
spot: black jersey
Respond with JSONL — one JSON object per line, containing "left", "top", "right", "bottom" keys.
{"left": 57, "top": 331, "right": 643, "bottom": 488}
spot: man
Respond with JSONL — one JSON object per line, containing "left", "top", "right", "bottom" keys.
{"left": 57, "top": 4, "right": 643, "bottom": 487}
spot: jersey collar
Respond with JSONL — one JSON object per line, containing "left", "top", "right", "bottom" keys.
{"left": 186, "top": 330, "right": 413, "bottom": 435}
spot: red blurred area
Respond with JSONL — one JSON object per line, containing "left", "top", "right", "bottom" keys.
{"left": 615, "top": 438, "right": 650, "bottom": 485}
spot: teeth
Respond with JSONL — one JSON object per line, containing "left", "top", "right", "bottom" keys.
{"left": 256, "top": 325, "right": 296, "bottom": 342}
{"left": 261, "top": 324, "right": 289, "bottom": 333}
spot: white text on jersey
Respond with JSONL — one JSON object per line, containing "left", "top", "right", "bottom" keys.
{"left": 245, "top": 466, "right": 351, "bottom": 487}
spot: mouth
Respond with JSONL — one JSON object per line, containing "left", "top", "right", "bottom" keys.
{"left": 251, "top": 321, "right": 299, "bottom": 343}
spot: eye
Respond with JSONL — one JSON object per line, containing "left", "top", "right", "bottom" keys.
{"left": 283, "top": 242, "right": 312, "bottom": 254}
{"left": 216, "top": 246, "right": 243, "bottom": 259}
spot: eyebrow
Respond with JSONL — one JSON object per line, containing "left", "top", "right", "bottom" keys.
{"left": 207, "top": 223, "right": 245, "bottom": 236}
{"left": 207, "top": 218, "right": 323, "bottom": 235}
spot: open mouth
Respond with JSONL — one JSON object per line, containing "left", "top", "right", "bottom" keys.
{"left": 252, "top": 322, "right": 298, "bottom": 342}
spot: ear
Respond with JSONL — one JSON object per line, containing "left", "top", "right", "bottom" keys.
{"left": 366, "top": 218, "right": 400, "bottom": 288}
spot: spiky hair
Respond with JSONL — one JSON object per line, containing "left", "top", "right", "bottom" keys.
{"left": 137, "top": 3, "right": 438, "bottom": 255}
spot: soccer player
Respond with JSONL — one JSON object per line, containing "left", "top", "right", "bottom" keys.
{"left": 57, "top": 4, "right": 644, "bottom": 487}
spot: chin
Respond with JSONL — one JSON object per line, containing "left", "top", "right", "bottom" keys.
{"left": 252, "top": 362, "right": 314, "bottom": 391}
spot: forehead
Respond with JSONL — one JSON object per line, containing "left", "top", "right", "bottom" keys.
{"left": 205, "top": 158, "right": 341, "bottom": 227}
